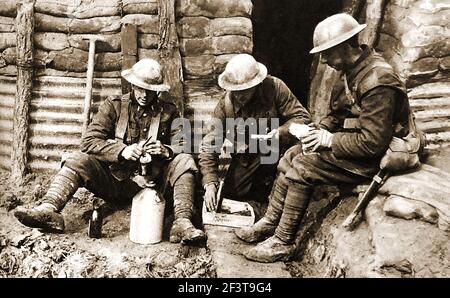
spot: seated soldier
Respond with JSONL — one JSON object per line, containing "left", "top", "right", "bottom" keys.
{"left": 199, "top": 54, "right": 311, "bottom": 212}
{"left": 236, "top": 13, "right": 414, "bottom": 262}
{"left": 14, "top": 58, "right": 206, "bottom": 245}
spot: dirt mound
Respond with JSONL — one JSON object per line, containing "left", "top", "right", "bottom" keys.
{"left": 0, "top": 170, "right": 216, "bottom": 278}
{"left": 288, "top": 194, "right": 450, "bottom": 277}
{"left": 0, "top": 170, "right": 53, "bottom": 211}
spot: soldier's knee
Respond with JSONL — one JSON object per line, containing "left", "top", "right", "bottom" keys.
{"left": 63, "top": 151, "right": 97, "bottom": 169}
{"left": 277, "top": 144, "right": 302, "bottom": 174}
{"left": 172, "top": 153, "right": 195, "bottom": 164}
{"left": 285, "top": 154, "right": 321, "bottom": 186}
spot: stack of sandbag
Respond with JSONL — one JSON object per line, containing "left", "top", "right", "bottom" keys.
{"left": 379, "top": 164, "right": 450, "bottom": 231}
{"left": 30, "top": 0, "right": 123, "bottom": 78}
{"left": 121, "top": 0, "right": 160, "bottom": 63}
{"left": 176, "top": 0, "right": 254, "bottom": 134}
{"left": 377, "top": 0, "right": 450, "bottom": 149}
{"left": 0, "top": 0, "right": 17, "bottom": 76}
{"left": 378, "top": 0, "right": 449, "bottom": 88}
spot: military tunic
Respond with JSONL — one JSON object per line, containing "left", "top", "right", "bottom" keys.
{"left": 199, "top": 75, "right": 311, "bottom": 199}
{"left": 281, "top": 46, "right": 411, "bottom": 189}
{"left": 63, "top": 92, "right": 198, "bottom": 203}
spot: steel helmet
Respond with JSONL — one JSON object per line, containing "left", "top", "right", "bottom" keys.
{"left": 121, "top": 58, "right": 170, "bottom": 92}
{"left": 310, "top": 13, "right": 366, "bottom": 54}
{"left": 218, "top": 54, "right": 267, "bottom": 91}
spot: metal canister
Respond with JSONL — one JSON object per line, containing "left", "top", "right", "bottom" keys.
{"left": 129, "top": 188, "right": 165, "bottom": 244}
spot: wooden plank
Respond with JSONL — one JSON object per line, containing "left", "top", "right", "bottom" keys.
{"left": 158, "top": 0, "right": 185, "bottom": 115}
{"left": 121, "top": 23, "right": 137, "bottom": 94}
{"left": 12, "top": 0, "right": 35, "bottom": 184}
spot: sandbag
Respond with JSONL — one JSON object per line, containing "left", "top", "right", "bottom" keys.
{"left": 383, "top": 195, "right": 438, "bottom": 224}
{"left": 0, "top": 16, "right": 15, "bottom": 32}
{"left": 35, "top": 13, "right": 121, "bottom": 34}
{"left": 0, "top": 0, "right": 16, "bottom": 17}
{"left": 34, "top": 0, "right": 121, "bottom": 19}
{"left": 0, "top": 32, "right": 15, "bottom": 50}
{"left": 121, "top": 14, "right": 159, "bottom": 34}
{"left": 379, "top": 164, "right": 450, "bottom": 231}
{"left": 123, "top": 0, "right": 158, "bottom": 15}
{"left": 68, "top": 33, "right": 121, "bottom": 52}
{"left": 1, "top": 47, "right": 16, "bottom": 65}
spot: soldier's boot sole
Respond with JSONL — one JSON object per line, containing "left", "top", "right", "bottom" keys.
{"left": 14, "top": 206, "right": 65, "bottom": 233}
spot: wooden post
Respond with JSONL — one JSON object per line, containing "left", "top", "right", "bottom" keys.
{"left": 11, "top": 0, "right": 34, "bottom": 185}
{"left": 158, "top": 0, "right": 185, "bottom": 115}
{"left": 360, "top": 0, "right": 386, "bottom": 49}
{"left": 121, "top": 23, "right": 137, "bottom": 95}
{"left": 308, "top": 0, "right": 365, "bottom": 122}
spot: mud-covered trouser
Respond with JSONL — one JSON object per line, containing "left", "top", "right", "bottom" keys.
{"left": 222, "top": 154, "right": 278, "bottom": 201}
{"left": 261, "top": 144, "right": 302, "bottom": 223}
{"left": 173, "top": 172, "right": 195, "bottom": 220}
{"left": 264, "top": 172, "right": 289, "bottom": 223}
{"left": 274, "top": 150, "right": 369, "bottom": 243}
{"left": 45, "top": 151, "right": 197, "bottom": 211}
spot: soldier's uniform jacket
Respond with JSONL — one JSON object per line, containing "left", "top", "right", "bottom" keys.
{"left": 198, "top": 75, "right": 311, "bottom": 187}
{"left": 80, "top": 92, "right": 196, "bottom": 185}
{"left": 318, "top": 45, "right": 411, "bottom": 177}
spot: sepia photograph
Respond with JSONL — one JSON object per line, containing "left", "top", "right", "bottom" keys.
{"left": 0, "top": 0, "right": 449, "bottom": 284}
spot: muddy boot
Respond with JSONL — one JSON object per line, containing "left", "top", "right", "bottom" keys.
{"left": 169, "top": 172, "right": 207, "bottom": 245}
{"left": 235, "top": 173, "right": 288, "bottom": 243}
{"left": 14, "top": 166, "right": 80, "bottom": 232}
{"left": 14, "top": 203, "right": 65, "bottom": 233}
{"left": 243, "top": 235, "right": 296, "bottom": 263}
{"left": 243, "top": 183, "right": 311, "bottom": 263}
{"left": 170, "top": 218, "right": 207, "bottom": 244}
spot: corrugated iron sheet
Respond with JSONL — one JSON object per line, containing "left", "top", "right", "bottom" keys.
{"left": 409, "top": 83, "right": 450, "bottom": 151}
{"left": 28, "top": 76, "right": 122, "bottom": 171}
{"left": 1, "top": 78, "right": 449, "bottom": 172}
{"left": 0, "top": 76, "right": 15, "bottom": 171}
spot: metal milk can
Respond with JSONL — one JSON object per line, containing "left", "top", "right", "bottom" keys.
{"left": 129, "top": 188, "right": 165, "bottom": 244}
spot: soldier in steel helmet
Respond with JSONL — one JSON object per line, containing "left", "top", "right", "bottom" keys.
{"left": 198, "top": 54, "right": 311, "bottom": 213}
{"left": 237, "top": 13, "right": 413, "bottom": 262}
{"left": 15, "top": 59, "right": 207, "bottom": 245}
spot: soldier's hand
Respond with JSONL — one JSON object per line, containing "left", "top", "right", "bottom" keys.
{"left": 267, "top": 128, "right": 280, "bottom": 140}
{"left": 121, "top": 143, "right": 143, "bottom": 161}
{"left": 303, "top": 129, "right": 334, "bottom": 152}
{"left": 144, "top": 140, "right": 170, "bottom": 159}
{"left": 204, "top": 183, "right": 218, "bottom": 212}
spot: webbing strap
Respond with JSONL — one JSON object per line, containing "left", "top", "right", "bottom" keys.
{"left": 146, "top": 109, "right": 161, "bottom": 142}
{"left": 224, "top": 92, "right": 235, "bottom": 119}
{"left": 115, "top": 94, "right": 131, "bottom": 140}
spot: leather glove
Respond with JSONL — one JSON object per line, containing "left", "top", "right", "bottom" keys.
{"left": 302, "top": 129, "right": 334, "bottom": 152}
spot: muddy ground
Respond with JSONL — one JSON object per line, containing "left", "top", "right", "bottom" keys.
{"left": 1, "top": 148, "right": 449, "bottom": 278}
{"left": 287, "top": 147, "right": 450, "bottom": 277}
{"left": 0, "top": 170, "right": 216, "bottom": 278}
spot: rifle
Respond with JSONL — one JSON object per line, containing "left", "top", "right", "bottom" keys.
{"left": 342, "top": 168, "right": 389, "bottom": 231}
